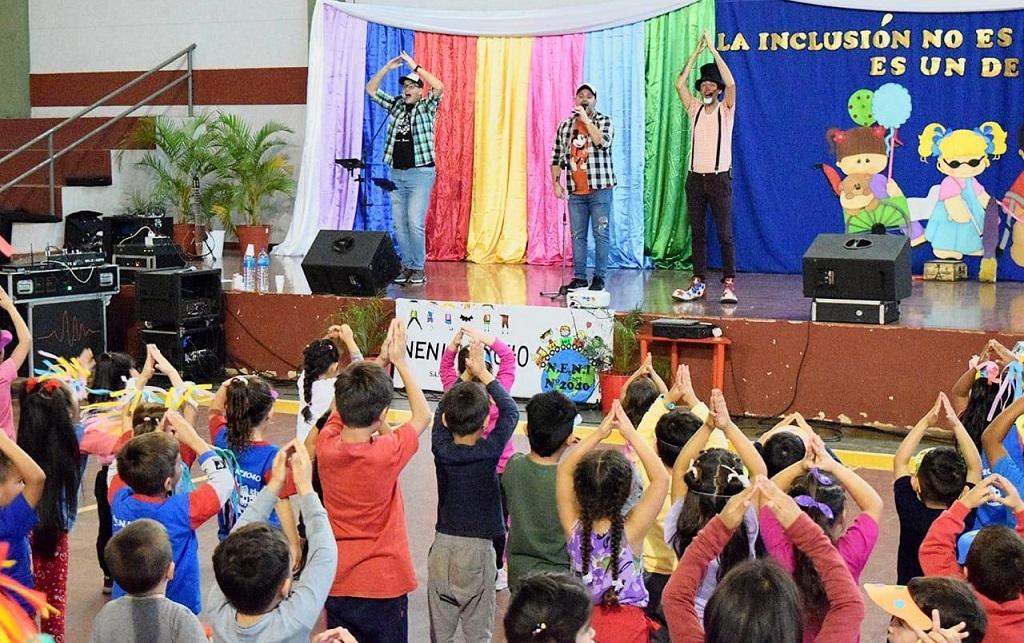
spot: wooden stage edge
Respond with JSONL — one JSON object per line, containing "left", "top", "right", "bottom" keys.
{"left": 108, "top": 259, "right": 1023, "bottom": 429}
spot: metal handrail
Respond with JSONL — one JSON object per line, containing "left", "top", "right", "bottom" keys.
{"left": 0, "top": 43, "right": 196, "bottom": 218}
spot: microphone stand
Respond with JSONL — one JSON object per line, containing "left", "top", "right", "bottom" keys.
{"left": 337, "top": 98, "right": 401, "bottom": 223}
{"left": 540, "top": 197, "right": 570, "bottom": 298}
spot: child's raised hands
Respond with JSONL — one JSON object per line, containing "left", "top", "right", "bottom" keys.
{"left": 162, "top": 409, "right": 202, "bottom": 447}
{"left": 612, "top": 398, "right": 638, "bottom": 437}
{"left": 910, "top": 609, "right": 971, "bottom": 643}
{"left": 720, "top": 478, "right": 759, "bottom": 530}
{"left": 595, "top": 403, "right": 616, "bottom": 440}
{"left": 991, "top": 473, "right": 1024, "bottom": 512}
{"left": 387, "top": 319, "right": 406, "bottom": 365}
{"left": 667, "top": 364, "right": 697, "bottom": 406}
{"left": 709, "top": 389, "right": 731, "bottom": 430}
{"left": 758, "top": 476, "right": 803, "bottom": 528}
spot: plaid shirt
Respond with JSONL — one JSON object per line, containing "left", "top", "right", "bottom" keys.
{"left": 371, "top": 89, "right": 441, "bottom": 168}
{"left": 550, "top": 112, "right": 616, "bottom": 193}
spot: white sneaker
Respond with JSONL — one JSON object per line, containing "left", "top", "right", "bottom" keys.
{"left": 495, "top": 566, "right": 508, "bottom": 591}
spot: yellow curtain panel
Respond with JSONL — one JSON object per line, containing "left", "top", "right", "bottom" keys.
{"left": 466, "top": 36, "right": 534, "bottom": 264}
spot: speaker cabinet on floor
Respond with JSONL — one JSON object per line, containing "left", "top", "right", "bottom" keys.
{"left": 302, "top": 230, "right": 401, "bottom": 296}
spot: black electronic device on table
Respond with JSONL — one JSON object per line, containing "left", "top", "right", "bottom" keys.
{"left": 0, "top": 261, "right": 119, "bottom": 301}
{"left": 112, "top": 237, "right": 188, "bottom": 283}
{"left": 136, "top": 267, "right": 223, "bottom": 327}
{"left": 651, "top": 318, "right": 722, "bottom": 340}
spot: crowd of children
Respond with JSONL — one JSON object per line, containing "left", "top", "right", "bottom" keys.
{"left": 3, "top": 281, "right": 1024, "bottom": 642}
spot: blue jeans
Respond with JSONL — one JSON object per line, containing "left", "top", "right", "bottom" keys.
{"left": 568, "top": 188, "right": 612, "bottom": 280}
{"left": 390, "top": 166, "right": 436, "bottom": 271}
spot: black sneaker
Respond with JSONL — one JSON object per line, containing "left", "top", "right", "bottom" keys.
{"left": 393, "top": 268, "right": 412, "bottom": 285}
{"left": 563, "top": 278, "right": 589, "bottom": 291}
{"left": 407, "top": 269, "right": 426, "bottom": 285}
{"left": 589, "top": 277, "right": 605, "bottom": 291}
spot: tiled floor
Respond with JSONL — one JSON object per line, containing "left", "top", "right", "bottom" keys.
{"left": 59, "top": 407, "right": 902, "bottom": 642}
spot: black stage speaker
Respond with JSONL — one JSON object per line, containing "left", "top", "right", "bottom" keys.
{"left": 136, "top": 268, "right": 223, "bottom": 327}
{"left": 803, "top": 233, "right": 911, "bottom": 301}
{"left": 302, "top": 231, "right": 401, "bottom": 296}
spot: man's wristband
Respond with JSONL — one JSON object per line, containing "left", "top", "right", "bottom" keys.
{"left": 414, "top": 65, "right": 421, "bottom": 72}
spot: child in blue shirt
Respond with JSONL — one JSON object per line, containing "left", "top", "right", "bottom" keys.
{"left": 208, "top": 376, "right": 299, "bottom": 567}
{"left": 109, "top": 409, "right": 234, "bottom": 614}
{"left": 0, "top": 428, "right": 46, "bottom": 613}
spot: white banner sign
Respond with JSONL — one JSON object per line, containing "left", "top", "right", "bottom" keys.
{"left": 394, "top": 299, "right": 614, "bottom": 404}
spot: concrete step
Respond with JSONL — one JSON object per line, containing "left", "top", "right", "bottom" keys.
{"left": 0, "top": 117, "right": 150, "bottom": 151}
{"left": 0, "top": 185, "right": 63, "bottom": 222}
{"left": 0, "top": 148, "right": 112, "bottom": 186}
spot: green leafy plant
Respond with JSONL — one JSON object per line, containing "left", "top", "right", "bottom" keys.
{"left": 328, "top": 298, "right": 392, "bottom": 356}
{"left": 131, "top": 114, "right": 229, "bottom": 225}
{"left": 119, "top": 187, "right": 167, "bottom": 217}
{"left": 211, "top": 113, "right": 296, "bottom": 234}
{"left": 612, "top": 308, "right": 644, "bottom": 374}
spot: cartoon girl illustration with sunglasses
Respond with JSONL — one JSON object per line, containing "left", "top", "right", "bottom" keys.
{"left": 918, "top": 121, "right": 1007, "bottom": 260}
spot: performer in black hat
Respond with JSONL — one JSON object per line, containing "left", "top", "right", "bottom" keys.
{"left": 366, "top": 51, "right": 444, "bottom": 286}
{"left": 673, "top": 32, "right": 739, "bottom": 304}
{"left": 550, "top": 83, "right": 616, "bottom": 292}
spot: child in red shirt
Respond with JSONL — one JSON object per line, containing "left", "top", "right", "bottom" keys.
{"left": 310, "top": 320, "right": 433, "bottom": 643}
{"left": 920, "top": 473, "right": 1024, "bottom": 642}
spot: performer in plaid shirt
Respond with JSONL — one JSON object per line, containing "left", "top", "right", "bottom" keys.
{"left": 366, "top": 51, "right": 444, "bottom": 286}
{"left": 550, "top": 83, "right": 616, "bottom": 292}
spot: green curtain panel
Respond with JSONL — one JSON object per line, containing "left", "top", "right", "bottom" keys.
{"left": 643, "top": 0, "right": 714, "bottom": 270}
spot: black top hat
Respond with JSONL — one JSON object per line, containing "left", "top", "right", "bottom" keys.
{"left": 694, "top": 62, "right": 725, "bottom": 93}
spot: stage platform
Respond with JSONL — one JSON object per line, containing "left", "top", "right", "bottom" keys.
{"left": 110, "top": 251, "right": 1021, "bottom": 428}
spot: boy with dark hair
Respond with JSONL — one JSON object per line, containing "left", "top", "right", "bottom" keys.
{"left": 893, "top": 393, "right": 982, "bottom": 584}
{"left": 920, "top": 473, "right": 1024, "bottom": 640}
{"left": 429, "top": 342, "right": 519, "bottom": 641}
{"left": 0, "top": 429, "right": 45, "bottom": 612}
{"left": 209, "top": 441, "right": 336, "bottom": 642}
{"left": 312, "top": 320, "right": 433, "bottom": 643}
{"left": 502, "top": 390, "right": 578, "bottom": 592}
{"left": 108, "top": 409, "right": 234, "bottom": 614}
{"left": 865, "top": 578, "right": 987, "bottom": 643}
{"left": 90, "top": 519, "right": 207, "bottom": 643}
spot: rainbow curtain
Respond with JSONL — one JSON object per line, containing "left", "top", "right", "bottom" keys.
{"left": 287, "top": 0, "right": 716, "bottom": 270}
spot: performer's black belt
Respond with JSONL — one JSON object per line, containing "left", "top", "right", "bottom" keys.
{"left": 688, "top": 170, "right": 731, "bottom": 177}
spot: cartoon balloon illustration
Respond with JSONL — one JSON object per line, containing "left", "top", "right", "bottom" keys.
{"left": 848, "top": 89, "right": 875, "bottom": 126}
{"left": 872, "top": 82, "right": 913, "bottom": 130}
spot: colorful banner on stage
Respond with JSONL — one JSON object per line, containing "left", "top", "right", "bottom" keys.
{"left": 718, "top": 0, "right": 1024, "bottom": 280}
{"left": 393, "top": 298, "right": 614, "bottom": 403}
{"left": 279, "top": 0, "right": 1024, "bottom": 282}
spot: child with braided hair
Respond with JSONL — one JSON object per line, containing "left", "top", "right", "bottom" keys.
{"left": 209, "top": 376, "right": 300, "bottom": 569}
{"left": 296, "top": 324, "right": 365, "bottom": 441}
{"left": 557, "top": 400, "right": 669, "bottom": 642}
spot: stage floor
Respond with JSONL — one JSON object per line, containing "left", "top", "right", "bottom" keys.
{"left": 232, "top": 251, "right": 1024, "bottom": 334}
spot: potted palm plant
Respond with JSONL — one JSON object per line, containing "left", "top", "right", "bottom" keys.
{"left": 212, "top": 113, "right": 296, "bottom": 254}
{"left": 584, "top": 308, "right": 644, "bottom": 413}
{"left": 131, "top": 115, "right": 228, "bottom": 256}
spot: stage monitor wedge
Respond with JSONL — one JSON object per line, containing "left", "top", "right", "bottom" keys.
{"left": 802, "top": 233, "right": 911, "bottom": 301}
{"left": 302, "top": 230, "right": 401, "bottom": 296}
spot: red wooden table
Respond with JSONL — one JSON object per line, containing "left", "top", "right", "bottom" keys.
{"left": 637, "top": 334, "right": 731, "bottom": 391}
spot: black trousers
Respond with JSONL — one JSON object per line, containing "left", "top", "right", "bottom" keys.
{"left": 95, "top": 466, "right": 112, "bottom": 577}
{"left": 686, "top": 171, "right": 735, "bottom": 280}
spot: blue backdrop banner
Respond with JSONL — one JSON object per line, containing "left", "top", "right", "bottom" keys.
{"left": 356, "top": 23, "right": 415, "bottom": 258}
{"left": 717, "top": 0, "right": 1024, "bottom": 280}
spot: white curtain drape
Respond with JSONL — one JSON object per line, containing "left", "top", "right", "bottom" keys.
{"left": 788, "top": 0, "right": 1024, "bottom": 11}
{"left": 322, "top": 0, "right": 702, "bottom": 37}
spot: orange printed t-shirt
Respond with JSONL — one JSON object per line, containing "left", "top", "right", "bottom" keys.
{"left": 316, "top": 414, "right": 420, "bottom": 598}
{"left": 569, "top": 120, "right": 592, "bottom": 195}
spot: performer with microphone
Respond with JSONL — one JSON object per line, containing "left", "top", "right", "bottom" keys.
{"left": 550, "top": 83, "right": 616, "bottom": 292}
{"left": 673, "top": 31, "right": 739, "bottom": 304}
{"left": 366, "top": 51, "right": 444, "bottom": 286}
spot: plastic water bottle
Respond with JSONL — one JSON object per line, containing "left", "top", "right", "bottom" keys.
{"left": 256, "top": 249, "right": 270, "bottom": 293}
{"left": 242, "top": 244, "right": 256, "bottom": 291}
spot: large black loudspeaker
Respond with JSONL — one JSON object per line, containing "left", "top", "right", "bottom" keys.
{"left": 302, "top": 231, "right": 401, "bottom": 296}
{"left": 802, "top": 234, "right": 911, "bottom": 301}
